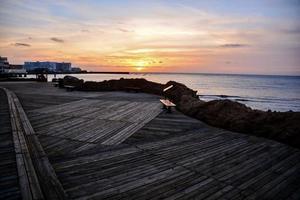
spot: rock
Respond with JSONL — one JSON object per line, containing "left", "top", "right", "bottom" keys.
{"left": 178, "top": 98, "right": 300, "bottom": 148}
{"left": 177, "top": 95, "right": 205, "bottom": 115}
{"left": 63, "top": 75, "right": 84, "bottom": 88}
{"left": 163, "top": 81, "right": 197, "bottom": 103}
{"left": 81, "top": 78, "right": 164, "bottom": 95}
{"left": 159, "top": 80, "right": 300, "bottom": 148}
{"left": 193, "top": 99, "right": 254, "bottom": 131}
{"left": 81, "top": 81, "right": 110, "bottom": 91}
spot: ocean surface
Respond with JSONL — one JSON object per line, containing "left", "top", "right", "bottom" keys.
{"left": 35, "top": 73, "right": 300, "bottom": 112}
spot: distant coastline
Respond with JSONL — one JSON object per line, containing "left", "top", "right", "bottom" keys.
{"left": 27, "top": 71, "right": 130, "bottom": 75}
{"left": 130, "top": 72, "right": 300, "bottom": 78}
{"left": 27, "top": 71, "right": 300, "bottom": 78}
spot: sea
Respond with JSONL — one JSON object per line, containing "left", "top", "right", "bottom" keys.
{"left": 34, "top": 73, "right": 300, "bottom": 112}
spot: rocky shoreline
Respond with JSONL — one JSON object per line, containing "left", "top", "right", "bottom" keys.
{"left": 61, "top": 75, "right": 300, "bottom": 149}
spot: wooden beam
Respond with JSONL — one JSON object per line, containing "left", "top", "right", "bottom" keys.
{"left": 4, "top": 87, "right": 44, "bottom": 200}
{"left": 3, "top": 87, "right": 68, "bottom": 200}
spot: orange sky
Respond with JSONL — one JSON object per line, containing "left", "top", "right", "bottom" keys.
{"left": 0, "top": 0, "right": 299, "bottom": 75}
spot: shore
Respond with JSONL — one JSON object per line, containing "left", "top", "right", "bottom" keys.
{"left": 0, "top": 81, "right": 300, "bottom": 199}
{"left": 6, "top": 73, "right": 299, "bottom": 112}
{"left": 2, "top": 75, "right": 300, "bottom": 148}
{"left": 59, "top": 76, "right": 300, "bottom": 149}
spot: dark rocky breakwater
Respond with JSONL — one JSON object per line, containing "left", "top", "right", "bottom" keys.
{"left": 61, "top": 75, "right": 300, "bottom": 148}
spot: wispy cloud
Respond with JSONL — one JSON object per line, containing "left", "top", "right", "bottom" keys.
{"left": 50, "top": 37, "right": 64, "bottom": 43}
{"left": 13, "top": 43, "right": 31, "bottom": 47}
{"left": 219, "top": 44, "right": 250, "bottom": 48}
{"left": 118, "top": 28, "right": 134, "bottom": 33}
{"left": 282, "top": 26, "right": 300, "bottom": 35}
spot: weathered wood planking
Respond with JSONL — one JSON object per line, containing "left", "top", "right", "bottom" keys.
{"left": 51, "top": 128, "right": 300, "bottom": 200}
{"left": 1, "top": 82, "right": 300, "bottom": 200}
{"left": 46, "top": 100, "right": 300, "bottom": 199}
{"left": 3, "top": 87, "right": 68, "bottom": 200}
{"left": 0, "top": 89, "right": 22, "bottom": 200}
{"left": 29, "top": 99, "right": 162, "bottom": 146}
{"left": 2, "top": 87, "right": 44, "bottom": 200}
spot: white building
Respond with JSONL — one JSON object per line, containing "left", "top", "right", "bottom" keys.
{"left": 24, "top": 61, "right": 57, "bottom": 72}
{"left": 24, "top": 61, "right": 71, "bottom": 72}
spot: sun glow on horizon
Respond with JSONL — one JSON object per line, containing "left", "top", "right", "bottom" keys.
{"left": 135, "top": 60, "right": 147, "bottom": 71}
{"left": 130, "top": 59, "right": 150, "bottom": 72}
{"left": 135, "top": 67, "right": 144, "bottom": 71}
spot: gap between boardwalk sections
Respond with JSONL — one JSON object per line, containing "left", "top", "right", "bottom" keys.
{"left": 1, "top": 87, "right": 68, "bottom": 200}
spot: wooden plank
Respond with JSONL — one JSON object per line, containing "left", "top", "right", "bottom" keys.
{"left": 29, "top": 99, "right": 162, "bottom": 146}
{"left": 3, "top": 87, "right": 68, "bottom": 200}
{"left": 0, "top": 88, "right": 22, "bottom": 200}
{"left": 4, "top": 87, "right": 44, "bottom": 200}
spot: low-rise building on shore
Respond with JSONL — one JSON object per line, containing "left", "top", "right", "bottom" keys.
{"left": 71, "top": 67, "right": 82, "bottom": 72}
{"left": 0, "top": 56, "right": 26, "bottom": 76}
{"left": 24, "top": 61, "right": 71, "bottom": 73}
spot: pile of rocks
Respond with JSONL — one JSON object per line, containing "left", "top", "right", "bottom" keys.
{"left": 80, "top": 78, "right": 165, "bottom": 95}
{"left": 62, "top": 75, "right": 84, "bottom": 88}
{"left": 163, "top": 81, "right": 300, "bottom": 148}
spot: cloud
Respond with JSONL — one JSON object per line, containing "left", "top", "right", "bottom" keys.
{"left": 118, "top": 28, "right": 134, "bottom": 33}
{"left": 50, "top": 37, "right": 64, "bottom": 43}
{"left": 13, "top": 43, "right": 31, "bottom": 47}
{"left": 282, "top": 26, "right": 300, "bottom": 34}
{"left": 219, "top": 44, "right": 249, "bottom": 48}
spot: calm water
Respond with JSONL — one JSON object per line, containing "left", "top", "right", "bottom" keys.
{"left": 34, "top": 73, "right": 300, "bottom": 112}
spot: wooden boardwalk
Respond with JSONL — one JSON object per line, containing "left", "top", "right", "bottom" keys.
{"left": 1, "top": 82, "right": 300, "bottom": 200}
{"left": 28, "top": 99, "right": 162, "bottom": 146}
{"left": 0, "top": 89, "right": 21, "bottom": 199}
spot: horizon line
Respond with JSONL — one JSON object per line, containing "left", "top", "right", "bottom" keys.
{"left": 83, "top": 71, "right": 300, "bottom": 77}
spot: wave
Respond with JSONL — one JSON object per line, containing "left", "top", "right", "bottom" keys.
{"left": 199, "top": 94, "right": 300, "bottom": 102}
{"left": 198, "top": 94, "right": 242, "bottom": 98}
{"left": 198, "top": 94, "right": 300, "bottom": 112}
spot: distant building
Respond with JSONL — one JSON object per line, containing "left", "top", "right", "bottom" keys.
{"left": 7, "top": 64, "right": 26, "bottom": 74}
{"left": 56, "top": 62, "right": 71, "bottom": 72}
{"left": 71, "top": 67, "right": 82, "bottom": 72}
{"left": 24, "top": 61, "right": 71, "bottom": 72}
{"left": 0, "top": 56, "right": 26, "bottom": 75}
{"left": 24, "top": 61, "right": 57, "bottom": 72}
{"left": 0, "top": 56, "right": 9, "bottom": 73}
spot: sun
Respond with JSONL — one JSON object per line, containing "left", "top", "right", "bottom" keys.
{"left": 132, "top": 60, "right": 148, "bottom": 71}
{"left": 136, "top": 67, "right": 143, "bottom": 71}
{"left": 128, "top": 57, "right": 162, "bottom": 72}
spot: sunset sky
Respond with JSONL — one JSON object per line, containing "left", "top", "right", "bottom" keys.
{"left": 0, "top": 0, "right": 299, "bottom": 75}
